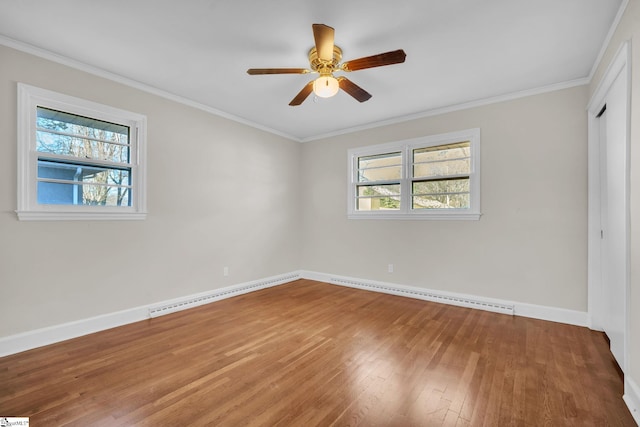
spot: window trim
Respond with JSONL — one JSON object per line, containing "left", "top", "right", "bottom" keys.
{"left": 16, "top": 83, "right": 147, "bottom": 220}
{"left": 347, "top": 128, "right": 481, "bottom": 220}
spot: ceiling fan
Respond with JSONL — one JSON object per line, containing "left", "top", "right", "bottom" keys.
{"left": 247, "top": 24, "right": 406, "bottom": 106}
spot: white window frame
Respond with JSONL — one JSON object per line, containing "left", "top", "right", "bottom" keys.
{"left": 347, "top": 128, "right": 481, "bottom": 220}
{"left": 17, "top": 83, "right": 147, "bottom": 220}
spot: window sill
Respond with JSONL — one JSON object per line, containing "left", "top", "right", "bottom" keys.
{"left": 348, "top": 211, "right": 481, "bottom": 220}
{"left": 16, "top": 210, "right": 147, "bottom": 221}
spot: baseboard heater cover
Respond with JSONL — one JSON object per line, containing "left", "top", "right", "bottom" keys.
{"left": 148, "top": 272, "right": 301, "bottom": 318}
{"left": 330, "top": 277, "right": 515, "bottom": 316}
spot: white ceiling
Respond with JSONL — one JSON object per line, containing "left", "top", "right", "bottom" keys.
{"left": 0, "top": 0, "right": 624, "bottom": 141}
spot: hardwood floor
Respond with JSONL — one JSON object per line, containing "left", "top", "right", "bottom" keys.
{"left": 0, "top": 279, "right": 635, "bottom": 426}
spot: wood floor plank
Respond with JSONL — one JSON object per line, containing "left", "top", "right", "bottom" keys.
{"left": 0, "top": 279, "right": 635, "bottom": 426}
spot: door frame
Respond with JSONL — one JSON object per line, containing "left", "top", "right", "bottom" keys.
{"left": 587, "top": 40, "right": 630, "bottom": 372}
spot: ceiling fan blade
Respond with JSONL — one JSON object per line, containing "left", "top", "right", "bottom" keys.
{"left": 341, "top": 49, "right": 407, "bottom": 72}
{"left": 247, "top": 68, "right": 310, "bottom": 75}
{"left": 338, "top": 77, "right": 372, "bottom": 102}
{"left": 313, "top": 24, "right": 335, "bottom": 62}
{"left": 289, "top": 81, "right": 315, "bottom": 106}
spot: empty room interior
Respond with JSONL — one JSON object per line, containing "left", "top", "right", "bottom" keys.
{"left": 1, "top": 1, "right": 639, "bottom": 425}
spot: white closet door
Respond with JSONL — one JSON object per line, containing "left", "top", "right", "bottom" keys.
{"left": 599, "top": 66, "right": 627, "bottom": 369}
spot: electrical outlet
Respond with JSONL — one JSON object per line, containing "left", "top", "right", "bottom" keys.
{"left": 388, "top": 264, "right": 394, "bottom": 273}
{"left": 223, "top": 266, "right": 229, "bottom": 276}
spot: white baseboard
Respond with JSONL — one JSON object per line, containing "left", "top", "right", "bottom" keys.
{"left": 300, "top": 270, "right": 589, "bottom": 327}
{"left": 0, "top": 270, "right": 591, "bottom": 358}
{"left": 624, "top": 376, "right": 640, "bottom": 425}
{"left": 148, "top": 271, "right": 301, "bottom": 317}
{"left": 513, "top": 301, "right": 589, "bottom": 327}
{"left": 0, "top": 306, "right": 148, "bottom": 358}
{"left": 0, "top": 271, "right": 301, "bottom": 358}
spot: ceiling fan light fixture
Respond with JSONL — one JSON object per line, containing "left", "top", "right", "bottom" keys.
{"left": 247, "top": 24, "right": 406, "bottom": 105}
{"left": 313, "top": 75, "right": 339, "bottom": 98}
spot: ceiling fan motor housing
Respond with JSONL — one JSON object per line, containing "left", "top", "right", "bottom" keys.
{"left": 309, "top": 45, "right": 342, "bottom": 75}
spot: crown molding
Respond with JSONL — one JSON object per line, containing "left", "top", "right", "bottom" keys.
{"left": 0, "top": 21, "right": 613, "bottom": 144}
{"left": 587, "top": 0, "right": 630, "bottom": 82}
{"left": 0, "top": 35, "right": 300, "bottom": 142}
{"left": 299, "top": 78, "right": 589, "bottom": 142}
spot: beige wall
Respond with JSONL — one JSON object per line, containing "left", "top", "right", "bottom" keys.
{"left": 301, "top": 86, "right": 588, "bottom": 311}
{"left": 589, "top": 0, "right": 640, "bottom": 395}
{"left": 0, "top": 45, "right": 302, "bottom": 337}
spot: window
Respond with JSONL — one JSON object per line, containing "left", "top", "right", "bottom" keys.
{"left": 348, "top": 129, "right": 480, "bottom": 220}
{"left": 17, "top": 84, "right": 147, "bottom": 220}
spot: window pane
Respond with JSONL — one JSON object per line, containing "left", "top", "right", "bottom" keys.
{"left": 413, "top": 142, "right": 470, "bottom": 163}
{"left": 36, "top": 107, "right": 130, "bottom": 164}
{"left": 358, "top": 152, "right": 401, "bottom": 168}
{"left": 37, "top": 131, "right": 130, "bottom": 163}
{"left": 412, "top": 179, "right": 469, "bottom": 195}
{"left": 357, "top": 197, "right": 401, "bottom": 211}
{"left": 358, "top": 152, "right": 402, "bottom": 182}
{"left": 413, "top": 158, "right": 470, "bottom": 178}
{"left": 413, "top": 142, "right": 470, "bottom": 178}
{"left": 37, "top": 160, "right": 131, "bottom": 206}
{"left": 358, "top": 166, "right": 401, "bottom": 182}
{"left": 356, "top": 184, "right": 400, "bottom": 211}
{"left": 413, "top": 193, "right": 469, "bottom": 209}
{"left": 357, "top": 184, "right": 400, "bottom": 196}
{"left": 413, "top": 179, "right": 469, "bottom": 209}
{"left": 37, "top": 181, "right": 131, "bottom": 206}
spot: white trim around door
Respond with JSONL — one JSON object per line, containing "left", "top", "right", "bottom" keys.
{"left": 586, "top": 40, "right": 631, "bottom": 373}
